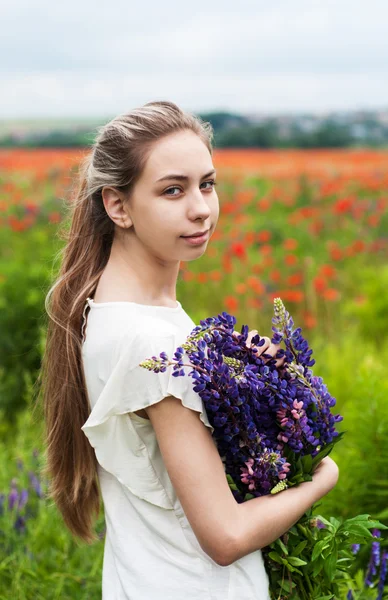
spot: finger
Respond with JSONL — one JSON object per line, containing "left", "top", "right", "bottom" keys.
{"left": 256, "top": 335, "right": 271, "bottom": 352}
{"left": 246, "top": 329, "right": 259, "bottom": 348}
{"left": 260, "top": 344, "right": 286, "bottom": 366}
{"left": 233, "top": 329, "right": 264, "bottom": 350}
{"left": 233, "top": 331, "right": 286, "bottom": 369}
{"left": 275, "top": 357, "right": 286, "bottom": 368}
{"left": 274, "top": 348, "right": 286, "bottom": 368}
{"left": 252, "top": 336, "right": 271, "bottom": 356}
{"left": 237, "top": 331, "right": 268, "bottom": 361}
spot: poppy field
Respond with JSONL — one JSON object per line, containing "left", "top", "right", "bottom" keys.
{"left": 1, "top": 147, "right": 388, "bottom": 598}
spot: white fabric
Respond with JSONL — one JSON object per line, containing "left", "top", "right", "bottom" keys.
{"left": 81, "top": 298, "right": 270, "bottom": 599}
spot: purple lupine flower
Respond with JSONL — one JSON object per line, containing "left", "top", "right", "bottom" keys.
{"left": 14, "top": 514, "right": 26, "bottom": 534}
{"left": 351, "top": 544, "right": 361, "bottom": 554}
{"left": 377, "top": 550, "right": 388, "bottom": 600}
{"left": 18, "top": 489, "right": 28, "bottom": 510}
{"left": 8, "top": 488, "right": 19, "bottom": 510}
{"left": 140, "top": 298, "right": 344, "bottom": 502}
{"left": 364, "top": 531, "right": 381, "bottom": 587}
{"left": 0, "top": 493, "right": 4, "bottom": 516}
{"left": 372, "top": 529, "right": 381, "bottom": 567}
{"left": 346, "top": 589, "right": 354, "bottom": 600}
{"left": 309, "top": 517, "right": 324, "bottom": 529}
{"left": 28, "top": 471, "right": 43, "bottom": 498}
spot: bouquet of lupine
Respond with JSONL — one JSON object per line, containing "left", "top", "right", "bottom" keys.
{"left": 139, "top": 298, "right": 387, "bottom": 599}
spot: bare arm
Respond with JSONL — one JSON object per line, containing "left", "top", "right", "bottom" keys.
{"left": 229, "top": 457, "right": 339, "bottom": 565}
{"left": 145, "top": 396, "right": 339, "bottom": 567}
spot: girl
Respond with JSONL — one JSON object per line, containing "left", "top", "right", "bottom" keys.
{"left": 39, "top": 100, "right": 339, "bottom": 599}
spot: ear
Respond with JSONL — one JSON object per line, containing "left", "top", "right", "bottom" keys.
{"left": 102, "top": 186, "right": 133, "bottom": 229}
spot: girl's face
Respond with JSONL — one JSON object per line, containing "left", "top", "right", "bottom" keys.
{"left": 123, "top": 129, "right": 219, "bottom": 262}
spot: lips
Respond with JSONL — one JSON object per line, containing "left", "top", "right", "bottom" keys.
{"left": 182, "top": 229, "right": 209, "bottom": 238}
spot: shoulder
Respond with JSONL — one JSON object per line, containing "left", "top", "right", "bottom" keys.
{"left": 111, "top": 322, "right": 181, "bottom": 379}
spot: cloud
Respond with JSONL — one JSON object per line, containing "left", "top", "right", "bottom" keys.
{"left": 3, "top": 71, "right": 387, "bottom": 119}
{"left": 2, "top": 0, "right": 388, "bottom": 116}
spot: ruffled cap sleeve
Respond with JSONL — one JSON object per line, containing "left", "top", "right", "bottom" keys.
{"left": 81, "top": 330, "right": 214, "bottom": 508}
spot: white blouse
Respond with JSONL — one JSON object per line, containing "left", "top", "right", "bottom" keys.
{"left": 81, "top": 297, "right": 270, "bottom": 599}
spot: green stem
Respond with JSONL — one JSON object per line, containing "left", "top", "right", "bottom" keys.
{"left": 296, "top": 576, "right": 309, "bottom": 600}
{"left": 297, "top": 522, "right": 314, "bottom": 543}
{"left": 304, "top": 570, "right": 314, "bottom": 596}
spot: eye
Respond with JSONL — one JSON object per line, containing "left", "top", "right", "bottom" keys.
{"left": 164, "top": 186, "right": 181, "bottom": 197}
{"left": 164, "top": 180, "right": 217, "bottom": 197}
{"left": 202, "top": 179, "right": 217, "bottom": 191}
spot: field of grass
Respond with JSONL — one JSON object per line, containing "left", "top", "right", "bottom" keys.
{"left": 1, "top": 148, "right": 388, "bottom": 598}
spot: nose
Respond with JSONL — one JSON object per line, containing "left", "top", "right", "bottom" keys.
{"left": 188, "top": 189, "right": 212, "bottom": 221}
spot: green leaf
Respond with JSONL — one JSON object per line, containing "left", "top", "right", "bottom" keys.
{"left": 344, "top": 514, "right": 373, "bottom": 523}
{"left": 323, "top": 545, "right": 338, "bottom": 582}
{"left": 290, "top": 474, "right": 305, "bottom": 484}
{"left": 243, "top": 493, "right": 255, "bottom": 500}
{"left": 302, "top": 453, "right": 313, "bottom": 472}
{"left": 276, "top": 538, "right": 289, "bottom": 555}
{"left": 312, "top": 539, "right": 331, "bottom": 561}
{"left": 279, "top": 579, "right": 294, "bottom": 593}
{"left": 364, "top": 520, "right": 388, "bottom": 530}
{"left": 312, "top": 558, "right": 324, "bottom": 577}
{"left": 328, "top": 516, "right": 341, "bottom": 531}
{"left": 284, "top": 563, "right": 303, "bottom": 575}
{"left": 287, "top": 556, "right": 308, "bottom": 566}
{"left": 291, "top": 540, "right": 308, "bottom": 556}
{"left": 345, "top": 524, "right": 375, "bottom": 538}
{"left": 268, "top": 552, "right": 284, "bottom": 565}
{"left": 311, "top": 444, "right": 334, "bottom": 469}
{"left": 313, "top": 515, "right": 334, "bottom": 530}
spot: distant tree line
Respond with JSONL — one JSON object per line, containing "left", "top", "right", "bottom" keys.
{"left": 200, "top": 111, "right": 388, "bottom": 148}
{"left": 1, "top": 110, "right": 388, "bottom": 148}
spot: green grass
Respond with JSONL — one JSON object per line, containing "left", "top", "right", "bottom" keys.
{"left": 1, "top": 328, "right": 387, "bottom": 598}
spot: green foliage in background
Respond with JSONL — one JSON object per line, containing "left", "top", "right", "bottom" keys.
{"left": 1, "top": 326, "right": 387, "bottom": 598}
{"left": 0, "top": 402, "right": 105, "bottom": 600}
{"left": 3, "top": 111, "right": 388, "bottom": 148}
{"left": 1, "top": 165, "right": 388, "bottom": 597}
{"left": 311, "top": 334, "right": 388, "bottom": 523}
{"left": 342, "top": 263, "right": 388, "bottom": 344}
{"left": 0, "top": 226, "right": 53, "bottom": 428}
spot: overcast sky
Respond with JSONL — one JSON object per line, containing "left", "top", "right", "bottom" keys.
{"left": 2, "top": 0, "right": 388, "bottom": 119}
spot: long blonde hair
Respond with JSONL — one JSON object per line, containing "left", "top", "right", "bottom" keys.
{"left": 35, "top": 101, "right": 214, "bottom": 543}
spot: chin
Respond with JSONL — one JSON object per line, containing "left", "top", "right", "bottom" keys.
{"left": 181, "top": 249, "right": 207, "bottom": 261}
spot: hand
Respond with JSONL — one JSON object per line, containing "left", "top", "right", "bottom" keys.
{"left": 233, "top": 329, "right": 286, "bottom": 370}
{"left": 312, "top": 456, "right": 339, "bottom": 493}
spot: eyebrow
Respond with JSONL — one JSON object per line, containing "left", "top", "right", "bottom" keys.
{"left": 156, "top": 169, "right": 216, "bottom": 183}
